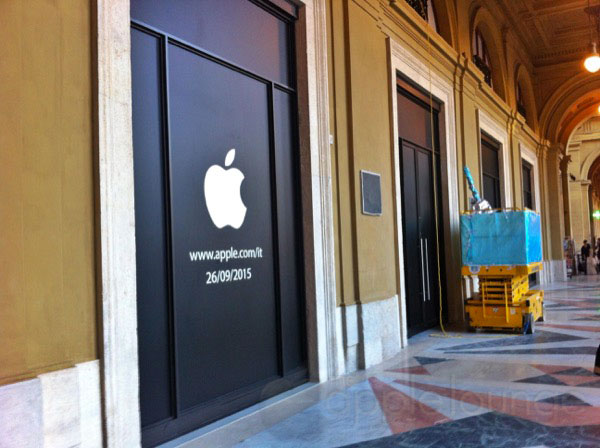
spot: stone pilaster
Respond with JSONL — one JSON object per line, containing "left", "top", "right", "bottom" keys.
{"left": 537, "top": 141, "right": 551, "bottom": 259}
{"left": 545, "top": 144, "right": 566, "bottom": 261}
{"left": 560, "top": 154, "right": 572, "bottom": 238}
{"left": 537, "top": 142, "right": 567, "bottom": 283}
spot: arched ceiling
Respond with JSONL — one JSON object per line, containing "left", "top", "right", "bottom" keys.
{"left": 488, "top": 0, "right": 600, "bottom": 148}
{"left": 493, "top": 0, "right": 591, "bottom": 66}
{"left": 539, "top": 76, "right": 600, "bottom": 147}
{"left": 432, "top": 0, "right": 457, "bottom": 47}
{"left": 556, "top": 91, "right": 600, "bottom": 146}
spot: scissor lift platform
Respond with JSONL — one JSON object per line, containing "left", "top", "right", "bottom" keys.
{"left": 463, "top": 262, "right": 544, "bottom": 334}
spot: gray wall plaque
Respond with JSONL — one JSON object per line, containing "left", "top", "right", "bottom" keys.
{"left": 360, "top": 170, "right": 382, "bottom": 216}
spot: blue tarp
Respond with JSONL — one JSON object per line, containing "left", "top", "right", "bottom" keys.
{"left": 461, "top": 210, "right": 542, "bottom": 266}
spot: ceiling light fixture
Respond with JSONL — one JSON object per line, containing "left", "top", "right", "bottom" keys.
{"left": 585, "top": 43, "right": 600, "bottom": 73}
{"left": 584, "top": 0, "right": 600, "bottom": 73}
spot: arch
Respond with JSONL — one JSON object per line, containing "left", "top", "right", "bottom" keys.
{"left": 514, "top": 63, "right": 539, "bottom": 133}
{"left": 573, "top": 121, "right": 600, "bottom": 181}
{"left": 539, "top": 73, "right": 600, "bottom": 145}
{"left": 587, "top": 153, "right": 600, "bottom": 182}
{"left": 470, "top": 6, "right": 508, "bottom": 101}
{"left": 581, "top": 150, "right": 600, "bottom": 182}
{"left": 567, "top": 117, "right": 600, "bottom": 181}
{"left": 431, "top": 0, "right": 457, "bottom": 48}
{"left": 559, "top": 96, "right": 600, "bottom": 147}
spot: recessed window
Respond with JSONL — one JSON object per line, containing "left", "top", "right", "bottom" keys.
{"left": 472, "top": 28, "right": 492, "bottom": 87}
{"left": 516, "top": 82, "right": 527, "bottom": 120}
{"left": 405, "top": 0, "right": 439, "bottom": 32}
{"left": 481, "top": 132, "right": 502, "bottom": 209}
{"left": 427, "top": 0, "right": 438, "bottom": 31}
{"left": 522, "top": 159, "right": 534, "bottom": 210}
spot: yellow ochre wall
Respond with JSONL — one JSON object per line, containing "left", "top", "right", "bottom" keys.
{"left": 326, "top": 0, "right": 559, "bottom": 320}
{"left": 328, "top": 0, "right": 398, "bottom": 306}
{"left": 0, "top": 0, "right": 97, "bottom": 385}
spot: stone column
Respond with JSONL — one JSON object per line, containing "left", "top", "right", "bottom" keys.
{"left": 570, "top": 181, "right": 583, "bottom": 246}
{"left": 539, "top": 142, "right": 567, "bottom": 282}
{"left": 538, "top": 142, "right": 551, "bottom": 259}
{"left": 568, "top": 179, "right": 594, "bottom": 247}
{"left": 560, "top": 154, "right": 572, "bottom": 238}
{"left": 547, "top": 145, "right": 566, "bottom": 259}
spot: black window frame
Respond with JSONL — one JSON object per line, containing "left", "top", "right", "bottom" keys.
{"left": 522, "top": 159, "right": 534, "bottom": 210}
{"left": 480, "top": 131, "right": 502, "bottom": 209}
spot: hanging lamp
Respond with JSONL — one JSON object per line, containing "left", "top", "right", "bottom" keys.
{"left": 585, "top": 43, "right": 600, "bottom": 73}
{"left": 584, "top": 0, "right": 600, "bottom": 73}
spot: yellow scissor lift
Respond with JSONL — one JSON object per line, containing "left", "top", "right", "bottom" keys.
{"left": 463, "top": 262, "right": 544, "bottom": 334}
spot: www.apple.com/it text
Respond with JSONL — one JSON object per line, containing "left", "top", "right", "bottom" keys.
{"left": 188, "top": 246, "right": 264, "bottom": 263}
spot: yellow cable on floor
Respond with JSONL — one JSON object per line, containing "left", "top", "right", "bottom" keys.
{"left": 425, "top": 17, "right": 448, "bottom": 337}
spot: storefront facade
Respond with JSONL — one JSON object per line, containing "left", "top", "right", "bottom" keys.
{"left": 1, "top": 1, "right": 569, "bottom": 446}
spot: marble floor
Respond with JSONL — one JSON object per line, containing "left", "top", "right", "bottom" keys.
{"left": 177, "top": 276, "right": 600, "bottom": 448}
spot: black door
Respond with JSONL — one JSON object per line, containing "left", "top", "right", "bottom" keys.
{"left": 522, "top": 160, "right": 538, "bottom": 286}
{"left": 131, "top": 1, "right": 306, "bottom": 445}
{"left": 397, "top": 78, "right": 446, "bottom": 337}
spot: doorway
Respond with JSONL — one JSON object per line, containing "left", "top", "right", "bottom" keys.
{"left": 522, "top": 159, "right": 538, "bottom": 286}
{"left": 397, "top": 77, "right": 446, "bottom": 338}
{"left": 130, "top": 1, "right": 307, "bottom": 445}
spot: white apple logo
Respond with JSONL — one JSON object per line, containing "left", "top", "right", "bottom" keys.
{"left": 204, "top": 148, "right": 247, "bottom": 229}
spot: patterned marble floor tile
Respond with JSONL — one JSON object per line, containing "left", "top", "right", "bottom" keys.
{"left": 537, "top": 393, "right": 591, "bottom": 406}
{"left": 423, "top": 359, "right": 544, "bottom": 382}
{"left": 368, "top": 377, "right": 450, "bottom": 433}
{"left": 394, "top": 379, "right": 600, "bottom": 426}
{"left": 547, "top": 366, "right": 595, "bottom": 376}
{"left": 515, "top": 374, "right": 568, "bottom": 386}
{"left": 413, "top": 356, "right": 447, "bottom": 365}
{"left": 577, "top": 379, "right": 600, "bottom": 389}
{"left": 235, "top": 380, "right": 392, "bottom": 448}
{"left": 531, "top": 364, "right": 583, "bottom": 374}
{"left": 387, "top": 365, "right": 430, "bottom": 375}
{"left": 439, "top": 331, "right": 587, "bottom": 352}
{"left": 229, "top": 276, "right": 600, "bottom": 448}
{"left": 380, "top": 369, "right": 562, "bottom": 402}
{"left": 443, "top": 346, "right": 598, "bottom": 356}
{"left": 342, "top": 412, "right": 600, "bottom": 448}
{"left": 538, "top": 323, "right": 600, "bottom": 333}
{"left": 384, "top": 377, "right": 491, "bottom": 421}
{"left": 552, "top": 374, "right": 597, "bottom": 387}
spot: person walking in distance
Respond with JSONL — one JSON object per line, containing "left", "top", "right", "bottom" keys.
{"left": 581, "top": 240, "right": 591, "bottom": 274}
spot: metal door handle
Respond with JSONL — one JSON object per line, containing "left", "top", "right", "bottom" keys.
{"left": 424, "top": 238, "right": 431, "bottom": 301}
{"left": 420, "top": 238, "right": 426, "bottom": 302}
